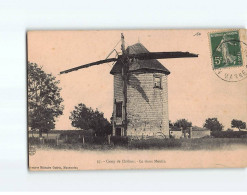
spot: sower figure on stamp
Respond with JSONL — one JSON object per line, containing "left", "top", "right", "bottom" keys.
{"left": 216, "top": 34, "right": 237, "bottom": 65}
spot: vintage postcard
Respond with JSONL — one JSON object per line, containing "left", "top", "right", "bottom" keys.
{"left": 27, "top": 29, "right": 247, "bottom": 171}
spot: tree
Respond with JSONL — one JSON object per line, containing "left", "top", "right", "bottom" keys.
{"left": 203, "top": 118, "right": 223, "bottom": 132}
{"left": 231, "top": 119, "right": 246, "bottom": 131}
{"left": 28, "top": 62, "right": 64, "bottom": 137}
{"left": 69, "top": 103, "right": 112, "bottom": 136}
{"left": 174, "top": 119, "right": 192, "bottom": 130}
{"left": 169, "top": 120, "right": 173, "bottom": 128}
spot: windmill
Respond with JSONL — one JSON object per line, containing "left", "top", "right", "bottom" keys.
{"left": 60, "top": 33, "right": 198, "bottom": 137}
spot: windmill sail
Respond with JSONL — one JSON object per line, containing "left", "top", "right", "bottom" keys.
{"left": 60, "top": 58, "right": 117, "bottom": 74}
{"left": 127, "top": 51, "right": 198, "bottom": 60}
{"left": 60, "top": 51, "right": 198, "bottom": 75}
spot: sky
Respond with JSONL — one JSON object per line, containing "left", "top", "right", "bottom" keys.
{"left": 28, "top": 30, "right": 247, "bottom": 130}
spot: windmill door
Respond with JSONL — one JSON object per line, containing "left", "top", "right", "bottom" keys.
{"left": 116, "top": 128, "right": 121, "bottom": 136}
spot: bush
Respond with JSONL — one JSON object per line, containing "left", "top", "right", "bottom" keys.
{"left": 240, "top": 134, "right": 247, "bottom": 138}
{"left": 29, "top": 137, "right": 40, "bottom": 145}
{"left": 92, "top": 136, "right": 107, "bottom": 145}
{"left": 60, "top": 133, "right": 79, "bottom": 144}
{"left": 129, "top": 138, "right": 182, "bottom": 149}
{"left": 201, "top": 135, "right": 214, "bottom": 139}
{"left": 111, "top": 136, "right": 129, "bottom": 145}
{"left": 44, "top": 138, "right": 57, "bottom": 146}
{"left": 211, "top": 131, "right": 247, "bottom": 138}
{"left": 84, "top": 136, "right": 94, "bottom": 143}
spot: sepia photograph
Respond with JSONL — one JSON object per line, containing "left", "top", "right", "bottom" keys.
{"left": 0, "top": 0, "right": 247, "bottom": 192}
{"left": 27, "top": 29, "right": 247, "bottom": 171}
{"left": 2, "top": 0, "right": 247, "bottom": 193}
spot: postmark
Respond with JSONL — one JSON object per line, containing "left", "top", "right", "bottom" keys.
{"left": 209, "top": 30, "right": 247, "bottom": 82}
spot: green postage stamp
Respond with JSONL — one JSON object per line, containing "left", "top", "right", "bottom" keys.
{"left": 210, "top": 30, "right": 243, "bottom": 69}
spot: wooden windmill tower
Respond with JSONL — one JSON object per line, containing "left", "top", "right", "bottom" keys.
{"left": 60, "top": 33, "right": 198, "bottom": 138}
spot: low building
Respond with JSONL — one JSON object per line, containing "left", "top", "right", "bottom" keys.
{"left": 169, "top": 126, "right": 183, "bottom": 139}
{"left": 191, "top": 126, "right": 211, "bottom": 138}
{"left": 169, "top": 126, "right": 211, "bottom": 139}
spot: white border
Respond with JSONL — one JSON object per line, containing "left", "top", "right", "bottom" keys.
{"left": 0, "top": 0, "right": 247, "bottom": 192}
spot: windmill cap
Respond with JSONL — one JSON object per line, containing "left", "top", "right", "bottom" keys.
{"left": 110, "top": 43, "right": 171, "bottom": 75}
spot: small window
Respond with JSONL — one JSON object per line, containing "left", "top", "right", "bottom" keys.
{"left": 154, "top": 76, "right": 161, "bottom": 88}
{"left": 116, "top": 102, "right": 122, "bottom": 117}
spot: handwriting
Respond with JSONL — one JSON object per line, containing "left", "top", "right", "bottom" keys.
{"left": 194, "top": 32, "right": 201, "bottom": 36}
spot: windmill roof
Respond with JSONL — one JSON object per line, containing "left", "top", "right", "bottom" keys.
{"left": 110, "top": 43, "right": 170, "bottom": 75}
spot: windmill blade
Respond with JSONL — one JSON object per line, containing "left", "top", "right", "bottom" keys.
{"left": 127, "top": 51, "right": 198, "bottom": 60}
{"left": 60, "top": 58, "right": 117, "bottom": 74}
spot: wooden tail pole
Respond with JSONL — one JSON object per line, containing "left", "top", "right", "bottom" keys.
{"left": 121, "top": 33, "right": 128, "bottom": 136}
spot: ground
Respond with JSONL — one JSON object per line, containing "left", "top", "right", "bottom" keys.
{"left": 29, "top": 137, "right": 247, "bottom": 150}
{"left": 29, "top": 138, "right": 247, "bottom": 170}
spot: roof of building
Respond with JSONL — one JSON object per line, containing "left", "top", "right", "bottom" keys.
{"left": 192, "top": 126, "right": 210, "bottom": 131}
{"left": 170, "top": 126, "right": 210, "bottom": 131}
{"left": 110, "top": 43, "right": 171, "bottom": 75}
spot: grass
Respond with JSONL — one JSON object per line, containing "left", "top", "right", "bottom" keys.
{"left": 29, "top": 137, "right": 247, "bottom": 151}
{"left": 179, "top": 138, "right": 247, "bottom": 150}
{"left": 128, "top": 139, "right": 182, "bottom": 149}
